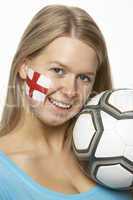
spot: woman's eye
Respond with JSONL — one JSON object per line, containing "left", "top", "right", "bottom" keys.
{"left": 52, "top": 68, "right": 64, "bottom": 75}
{"left": 79, "top": 74, "right": 92, "bottom": 83}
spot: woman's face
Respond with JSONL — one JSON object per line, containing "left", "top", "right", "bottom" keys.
{"left": 20, "top": 36, "right": 98, "bottom": 126}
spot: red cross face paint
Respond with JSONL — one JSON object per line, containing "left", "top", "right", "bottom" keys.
{"left": 25, "top": 68, "right": 52, "bottom": 102}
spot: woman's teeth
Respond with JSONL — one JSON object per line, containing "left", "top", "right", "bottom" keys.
{"left": 49, "top": 98, "right": 72, "bottom": 109}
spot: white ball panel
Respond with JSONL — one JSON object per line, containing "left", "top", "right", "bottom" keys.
{"left": 87, "top": 91, "right": 105, "bottom": 106}
{"left": 73, "top": 114, "right": 96, "bottom": 150}
{"left": 117, "top": 119, "right": 133, "bottom": 145}
{"left": 124, "top": 146, "right": 133, "bottom": 162}
{"left": 108, "top": 90, "right": 133, "bottom": 112}
{"left": 95, "top": 132, "right": 125, "bottom": 157}
{"left": 101, "top": 111, "right": 117, "bottom": 131}
{"left": 97, "top": 164, "right": 133, "bottom": 188}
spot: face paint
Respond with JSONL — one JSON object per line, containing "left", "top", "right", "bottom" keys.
{"left": 25, "top": 67, "right": 51, "bottom": 102}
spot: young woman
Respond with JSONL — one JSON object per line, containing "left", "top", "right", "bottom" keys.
{"left": 0, "top": 4, "right": 132, "bottom": 200}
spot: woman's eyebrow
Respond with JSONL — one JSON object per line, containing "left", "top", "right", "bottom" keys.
{"left": 51, "top": 60, "right": 95, "bottom": 76}
{"left": 50, "top": 60, "right": 70, "bottom": 70}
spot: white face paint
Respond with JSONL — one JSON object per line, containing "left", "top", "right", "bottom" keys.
{"left": 25, "top": 67, "right": 52, "bottom": 102}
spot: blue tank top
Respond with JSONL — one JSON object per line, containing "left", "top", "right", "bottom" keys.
{"left": 0, "top": 150, "right": 132, "bottom": 200}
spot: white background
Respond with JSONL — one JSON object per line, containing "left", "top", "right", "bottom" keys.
{"left": 0, "top": 0, "right": 133, "bottom": 118}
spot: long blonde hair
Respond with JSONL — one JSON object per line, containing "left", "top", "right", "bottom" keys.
{"left": 0, "top": 4, "right": 113, "bottom": 136}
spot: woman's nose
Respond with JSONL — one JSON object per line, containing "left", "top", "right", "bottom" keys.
{"left": 61, "top": 75, "right": 78, "bottom": 98}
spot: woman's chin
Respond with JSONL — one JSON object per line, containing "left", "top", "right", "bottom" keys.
{"left": 38, "top": 116, "right": 70, "bottom": 127}
{"left": 33, "top": 109, "right": 74, "bottom": 126}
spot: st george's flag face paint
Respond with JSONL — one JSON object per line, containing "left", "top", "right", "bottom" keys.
{"left": 25, "top": 67, "right": 52, "bottom": 102}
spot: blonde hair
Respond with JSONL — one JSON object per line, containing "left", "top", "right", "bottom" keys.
{"left": 0, "top": 4, "right": 113, "bottom": 136}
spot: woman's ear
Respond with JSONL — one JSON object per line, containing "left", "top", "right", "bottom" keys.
{"left": 18, "top": 62, "right": 28, "bottom": 80}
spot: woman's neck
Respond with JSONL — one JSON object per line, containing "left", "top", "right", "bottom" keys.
{"left": 9, "top": 111, "right": 73, "bottom": 154}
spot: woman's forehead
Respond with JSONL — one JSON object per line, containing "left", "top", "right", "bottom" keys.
{"left": 33, "top": 37, "right": 98, "bottom": 71}
{"left": 44, "top": 36, "right": 96, "bottom": 57}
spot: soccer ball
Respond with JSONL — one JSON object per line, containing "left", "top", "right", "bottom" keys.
{"left": 72, "top": 88, "right": 133, "bottom": 190}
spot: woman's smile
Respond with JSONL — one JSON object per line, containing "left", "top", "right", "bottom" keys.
{"left": 47, "top": 96, "right": 73, "bottom": 113}
{"left": 48, "top": 97, "right": 72, "bottom": 109}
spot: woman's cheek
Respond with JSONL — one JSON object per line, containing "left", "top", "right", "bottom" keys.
{"left": 45, "top": 77, "right": 63, "bottom": 95}
{"left": 25, "top": 67, "right": 53, "bottom": 103}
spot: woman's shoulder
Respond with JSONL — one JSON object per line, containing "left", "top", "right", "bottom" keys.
{"left": 0, "top": 134, "right": 21, "bottom": 155}
{"left": 0, "top": 135, "right": 10, "bottom": 153}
